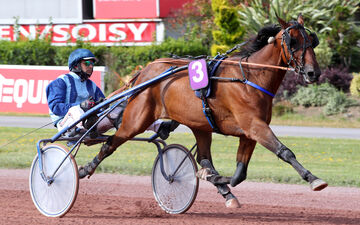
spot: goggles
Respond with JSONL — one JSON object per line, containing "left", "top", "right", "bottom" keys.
{"left": 83, "top": 60, "right": 95, "bottom": 67}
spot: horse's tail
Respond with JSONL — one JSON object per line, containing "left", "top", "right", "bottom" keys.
{"left": 106, "top": 67, "right": 142, "bottom": 99}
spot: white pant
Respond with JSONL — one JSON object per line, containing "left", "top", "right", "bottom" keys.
{"left": 57, "top": 105, "right": 85, "bottom": 131}
{"left": 57, "top": 105, "right": 163, "bottom": 133}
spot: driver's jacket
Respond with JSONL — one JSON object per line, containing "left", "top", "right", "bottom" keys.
{"left": 46, "top": 72, "right": 105, "bottom": 126}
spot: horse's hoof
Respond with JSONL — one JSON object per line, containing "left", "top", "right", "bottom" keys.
{"left": 225, "top": 197, "right": 241, "bottom": 208}
{"left": 310, "top": 179, "right": 328, "bottom": 191}
{"left": 196, "top": 168, "right": 211, "bottom": 180}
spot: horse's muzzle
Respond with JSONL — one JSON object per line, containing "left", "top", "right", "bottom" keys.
{"left": 303, "top": 65, "right": 321, "bottom": 83}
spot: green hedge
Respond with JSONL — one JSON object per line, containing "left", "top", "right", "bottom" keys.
{"left": 291, "top": 83, "right": 356, "bottom": 115}
{"left": 0, "top": 38, "right": 209, "bottom": 94}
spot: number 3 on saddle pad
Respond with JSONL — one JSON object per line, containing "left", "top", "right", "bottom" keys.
{"left": 188, "top": 59, "right": 209, "bottom": 90}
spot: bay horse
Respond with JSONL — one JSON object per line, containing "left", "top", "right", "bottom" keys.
{"left": 79, "top": 14, "right": 327, "bottom": 208}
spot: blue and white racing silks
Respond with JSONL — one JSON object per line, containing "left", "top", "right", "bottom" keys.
{"left": 46, "top": 72, "right": 105, "bottom": 126}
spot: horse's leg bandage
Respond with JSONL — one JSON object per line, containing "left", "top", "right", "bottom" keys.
{"left": 78, "top": 155, "right": 101, "bottom": 179}
{"left": 276, "top": 145, "right": 317, "bottom": 183}
{"left": 230, "top": 162, "right": 247, "bottom": 187}
{"left": 78, "top": 137, "right": 114, "bottom": 179}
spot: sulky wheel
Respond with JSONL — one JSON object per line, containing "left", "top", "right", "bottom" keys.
{"left": 29, "top": 144, "right": 79, "bottom": 217}
{"left": 151, "top": 144, "right": 199, "bottom": 214}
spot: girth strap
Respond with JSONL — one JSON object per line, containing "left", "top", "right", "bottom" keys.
{"left": 199, "top": 91, "right": 221, "bottom": 134}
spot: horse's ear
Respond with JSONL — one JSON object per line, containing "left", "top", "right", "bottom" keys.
{"left": 276, "top": 13, "right": 288, "bottom": 29}
{"left": 297, "top": 13, "right": 304, "bottom": 26}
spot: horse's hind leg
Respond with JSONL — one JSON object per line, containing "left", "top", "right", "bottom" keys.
{"left": 245, "top": 118, "right": 328, "bottom": 191}
{"left": 230, "top": 135, "right": 256, "bottom": 187}
{"left": 192, "top": 129, "right": 240, "bottom": 208}
{"left": 79, "top": 94, "right": 156, "bottom": 179}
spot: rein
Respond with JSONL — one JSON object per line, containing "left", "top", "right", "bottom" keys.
{"left": 151, "top": 59, "right": 294, "bottom": 98}
{"left": 217, "top": 59, "right": 295, "bottom": 71}
{"left": 151, "top": 58, "right": 280, "bottom": 98}
{"left": 151, "top": 59, "right": 294, "bottom": 72}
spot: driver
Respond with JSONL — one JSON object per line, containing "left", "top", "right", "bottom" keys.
{"left": 46, "top": 48, "right": 177, "bottom": 139}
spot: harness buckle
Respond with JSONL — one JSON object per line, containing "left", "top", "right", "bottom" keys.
{"left": 203, "top": 107, "right": 211, "bottom": 114}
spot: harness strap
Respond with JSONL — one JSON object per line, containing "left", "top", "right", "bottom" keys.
{"left": 200, "top": 92, "right": 221, "bottom": 134}
{"left": 238, "top": 58, "right": 275, "bottom": 98}
{"left": 243, "top": 80, "right": 275, "bottom": 98}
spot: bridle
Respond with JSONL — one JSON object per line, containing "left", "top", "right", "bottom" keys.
{"left": 281, "top": 22, "right": 319, "bottom": 76}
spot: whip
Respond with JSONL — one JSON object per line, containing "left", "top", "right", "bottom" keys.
{"left": 0, "top": 120, "right": 56, "bottom": 150}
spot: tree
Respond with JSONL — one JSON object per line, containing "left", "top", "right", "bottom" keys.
{"left": 211, "top": 0, "right": 245, "bottom": 55}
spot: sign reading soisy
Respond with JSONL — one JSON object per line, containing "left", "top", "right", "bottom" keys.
{"left": 0, "top": 65, "right": 105, "bottom": 114}
{"left": 0, "top": 21, "right": 160, "bottom": 46}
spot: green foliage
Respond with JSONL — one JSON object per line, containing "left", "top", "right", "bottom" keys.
{"left": 291, "top": 83, "right": 355, "bottom": 115}
{"left": 272, "top": 101, "right": 294, "bottom": 116}
{"left": 0, "top": 40, "right": 108, "bottom": 67}
{"left": 0, "top": 39, "right": 56, "bottom": 65}
{"left": 211, "top": 0, "right": 245, "bottom": 55}
{"left": 323, "top": 92, "right": 349, "bottom": 115}
{"left": 291, "top": 83, "right": 329, "bottom": 107}
{"left": 328, "top": 3, "right": 360, "bottom": 70}
{"left": 313, "top": 34, "right": 333, "bottom": 69}
{"left": 350, "top": 73, "right": 360, "bottom": 97}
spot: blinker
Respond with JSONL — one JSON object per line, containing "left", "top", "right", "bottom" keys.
{"left": 283, "top": 30, "right": 291, "bottom": 48}
{"left": 283, "top": 26, "right": 319, "bottom": 50}
{"left": 310, "top": 32, "right": 319, "bottom": 48}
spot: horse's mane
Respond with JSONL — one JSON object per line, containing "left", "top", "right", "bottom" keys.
{"left": 236, "top": 24, "right": 281, "bottom": 57}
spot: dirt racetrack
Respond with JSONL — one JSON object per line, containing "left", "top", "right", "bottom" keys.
{"left": 1, "top": 169, "right": 359, "bottom": 225}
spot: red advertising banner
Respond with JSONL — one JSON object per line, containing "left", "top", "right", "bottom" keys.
{"left": 93, "top": 0, "right": 191, "bottom": 19}
{"left": 0, "top": 65, "right": 105, "bottom": 114}
{"left": 158, "top": 0, "right": 192, "bottom": 18}
{"left": 0, "top": 21, "right": 159, "bottom": 46}
{"left": 94, "top": 0, "right": 158, "bottom": 19}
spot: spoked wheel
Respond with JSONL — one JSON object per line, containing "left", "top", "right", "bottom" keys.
{"left": 29, "top": 144, "right": 79, "bottom": 217}
{"left": 151, "top": 144, "right": 199, "bottom": 214}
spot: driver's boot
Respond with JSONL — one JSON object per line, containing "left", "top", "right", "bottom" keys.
{"left": 157, "top": 120, "right": 180, "bottom": 140}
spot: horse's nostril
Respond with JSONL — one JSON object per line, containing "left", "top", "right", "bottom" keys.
{"left": 307, "top": 71, "right": 314, "bottom": 78}
{"left": 307, "top": 71, "right": 319, "bottom": 82}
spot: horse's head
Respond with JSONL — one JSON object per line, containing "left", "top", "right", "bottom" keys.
{"left": 276, "top": 14, "right": 321, "bottom": 83}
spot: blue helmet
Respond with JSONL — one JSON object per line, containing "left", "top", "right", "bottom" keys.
{"left": 68, "top": 49, "right": 96, "bottom": 71}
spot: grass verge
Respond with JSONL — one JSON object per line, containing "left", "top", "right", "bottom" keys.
{"left": 271, "top": 112, "right": 360, "bottom": 128}
{"left": 0, "top": 127, "right": 359, "bottom": 187}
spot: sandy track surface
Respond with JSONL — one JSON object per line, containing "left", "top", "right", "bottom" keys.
{"left": 1, "top": 169, "right": 359, "bottom": 224}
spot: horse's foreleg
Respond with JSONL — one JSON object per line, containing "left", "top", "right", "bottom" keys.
{"left": 230, "top": 135, "right": 256, "bottom": 187}
{"left": 192, "top": 129, "right": 240, "bottom": 208}
{"left": 245, "top": 119, "right": 328, "bottom": 191}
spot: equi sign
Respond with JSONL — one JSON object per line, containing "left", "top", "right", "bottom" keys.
{"left": 0, "top": 65, "right": 105, "bottom": 114}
